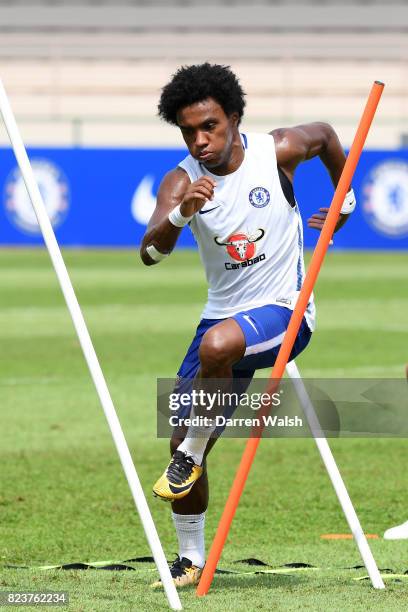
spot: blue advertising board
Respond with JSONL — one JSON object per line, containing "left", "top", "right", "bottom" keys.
{"left": 1, "top": 145, "right": 408, "bottom": 249}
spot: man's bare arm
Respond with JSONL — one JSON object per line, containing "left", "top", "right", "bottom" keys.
{"left": 271, "top": 122, "right": 351, "bottom": 232}
{"left": 140, "top": 168, "right": 216, "bottom": 266}
{"left": 140, "top": 168, "right": 188, "bottom": 266}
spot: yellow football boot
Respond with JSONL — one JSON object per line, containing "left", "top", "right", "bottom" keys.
{"left": 153, "top": 450, "right": 203, "bottom": 501}
{"left": 151, "top": 556, "right": 203, "bottom": 589}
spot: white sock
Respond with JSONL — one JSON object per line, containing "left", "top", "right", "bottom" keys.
{"left": 172, "top": 512, "right": 206, "bottom": 568}
{"left": 177, "top": 425, "right": 215, "bottom": 466}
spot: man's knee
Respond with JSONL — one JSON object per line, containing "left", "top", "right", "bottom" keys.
{"left": 199, "top": 327, "right": 232, "bottom": 371}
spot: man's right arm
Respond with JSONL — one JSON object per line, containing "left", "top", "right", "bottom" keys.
{"left": 140, "top": 168, "right": 216, "bottom": 266}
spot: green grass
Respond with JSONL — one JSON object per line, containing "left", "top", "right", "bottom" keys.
{"left": 1, "top": 248, "right": 408, "bottom": 611}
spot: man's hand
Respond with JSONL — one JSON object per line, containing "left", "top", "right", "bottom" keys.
{"left": 140, "top": 170, "right": 218, "bottom": 266}
{"left": 307, "top": 206, "right": 348, "bottom": 234}
{"left": 180, "top": 176, "right": 217, "bottom": 217}
{"left": 307, "top": 207, "right": 329, "bottom": 231}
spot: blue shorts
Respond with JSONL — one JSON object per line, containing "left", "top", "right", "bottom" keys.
{"left": 174, "top": 304, "right": 312, "bottom": 420}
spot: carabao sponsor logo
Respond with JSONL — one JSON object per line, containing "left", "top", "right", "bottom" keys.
{"left": 214, "top": 228, "right": 266, "bottom": 270}
{"left": 214, "top": 229, "right": 265, "bottom": 262}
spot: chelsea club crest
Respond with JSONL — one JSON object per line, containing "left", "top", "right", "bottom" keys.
{"left": 4, "top": 159, "right": 70, "bottom": 235}
{"left": 249, "top": 186, "right": 270, "bottom": 208}
{"left": 362, "top": 160, "right": 408, "bottom": 238}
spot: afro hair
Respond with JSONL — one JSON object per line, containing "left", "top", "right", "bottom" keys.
{"left": 158, "top": 63, "right": 246, "bottom": 125}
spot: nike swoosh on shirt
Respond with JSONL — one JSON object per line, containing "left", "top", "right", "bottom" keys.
{"left": 198, "top": 206, "right": 221, "bottom": 215}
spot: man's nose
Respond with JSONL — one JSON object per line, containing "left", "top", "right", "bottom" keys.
{"left": 195, "top": 131, "right": 209, "bottom": 148}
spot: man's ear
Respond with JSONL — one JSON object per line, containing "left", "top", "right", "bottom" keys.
{"left": 229, "top": 112, "right": 240, "bottom": 128}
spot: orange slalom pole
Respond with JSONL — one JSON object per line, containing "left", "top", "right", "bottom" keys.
{"left": 197, "top": 80, "right": 384, "bottom": 597}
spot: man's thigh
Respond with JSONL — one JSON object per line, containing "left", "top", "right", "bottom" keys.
{"left": 231, "top": 304, "right": 312, "bottom": 372}
{"left": 172, "top": 318, "right": 255, "bottom": 428}
{"left": 170, "top": 305, "right": 311, "bottom": 437}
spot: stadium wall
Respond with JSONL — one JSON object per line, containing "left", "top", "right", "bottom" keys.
{"left": 1, "top": 146, "right": 407, "bottom": 249}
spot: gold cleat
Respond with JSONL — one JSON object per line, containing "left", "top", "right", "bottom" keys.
{"left": 153, "top": 450, "right": 203, "bottom": 501}
{"left": 151, "top": 556, "right": 203, "bottom": 589}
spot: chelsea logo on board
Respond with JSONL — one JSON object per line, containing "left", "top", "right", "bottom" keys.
{"left": 4, "top": 159, "right": 70, "bottom": 235}
{"left": 249, "top": 186, "right": 270, "bottom": 208}
{"left": 362, "top": 160, "right": 408, "bottom": 238}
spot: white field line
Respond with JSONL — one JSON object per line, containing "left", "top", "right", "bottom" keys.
{"left": 318, "top": 268, "right": 408, "bottom": 280}
{"left": 0, "top": 267, "right": 204, "bottom": 288}
{"left": 294, "top": 364, "right": 405, "bottom": 377}
{"left": 0, "top": 372, "right": 160, "bottom": 388}
{"left": 0, "top": 304, "right": 203, "bottom": 337}
{"left": 253, "top": 363, "right": 405, "bottom": 378}
{"left": 0, "top": 376, "right": 61, "bottom": 386}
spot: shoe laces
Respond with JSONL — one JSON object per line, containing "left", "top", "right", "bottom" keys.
{"left": 167, "top": 450, "right": 195, "bottom": 484}
{"left": 170, "top": 555, "right": 193, "bottom": 578}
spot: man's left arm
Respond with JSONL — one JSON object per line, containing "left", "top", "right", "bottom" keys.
{"left": 271, "top": 122, "right": 355, "bottom": 233}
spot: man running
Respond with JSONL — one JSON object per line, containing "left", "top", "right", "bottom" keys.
{"left": 140, "top": 63, "right": 354, "bottom": 587}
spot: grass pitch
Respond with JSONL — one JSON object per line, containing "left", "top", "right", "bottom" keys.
{"left": 1, "top": 248, "right": 408, "bottom": 611}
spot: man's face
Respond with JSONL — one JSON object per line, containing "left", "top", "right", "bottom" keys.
{"left": 176, "top": 98, "right": 239, "bottom": 169}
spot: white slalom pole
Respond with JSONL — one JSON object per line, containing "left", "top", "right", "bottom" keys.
{"left": 285, "top": 360, "right": 385, "bottom": 589}
{"left": 0, "top": 79, "right": 182, "bottom": 611}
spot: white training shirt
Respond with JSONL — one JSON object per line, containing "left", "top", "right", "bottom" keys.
{"left": 178, "top": 132, "right": 316, "bottom": 331}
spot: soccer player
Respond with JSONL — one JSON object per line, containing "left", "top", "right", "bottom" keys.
{"left": 140, "top": 63, "right": 355, "bottom": 587}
